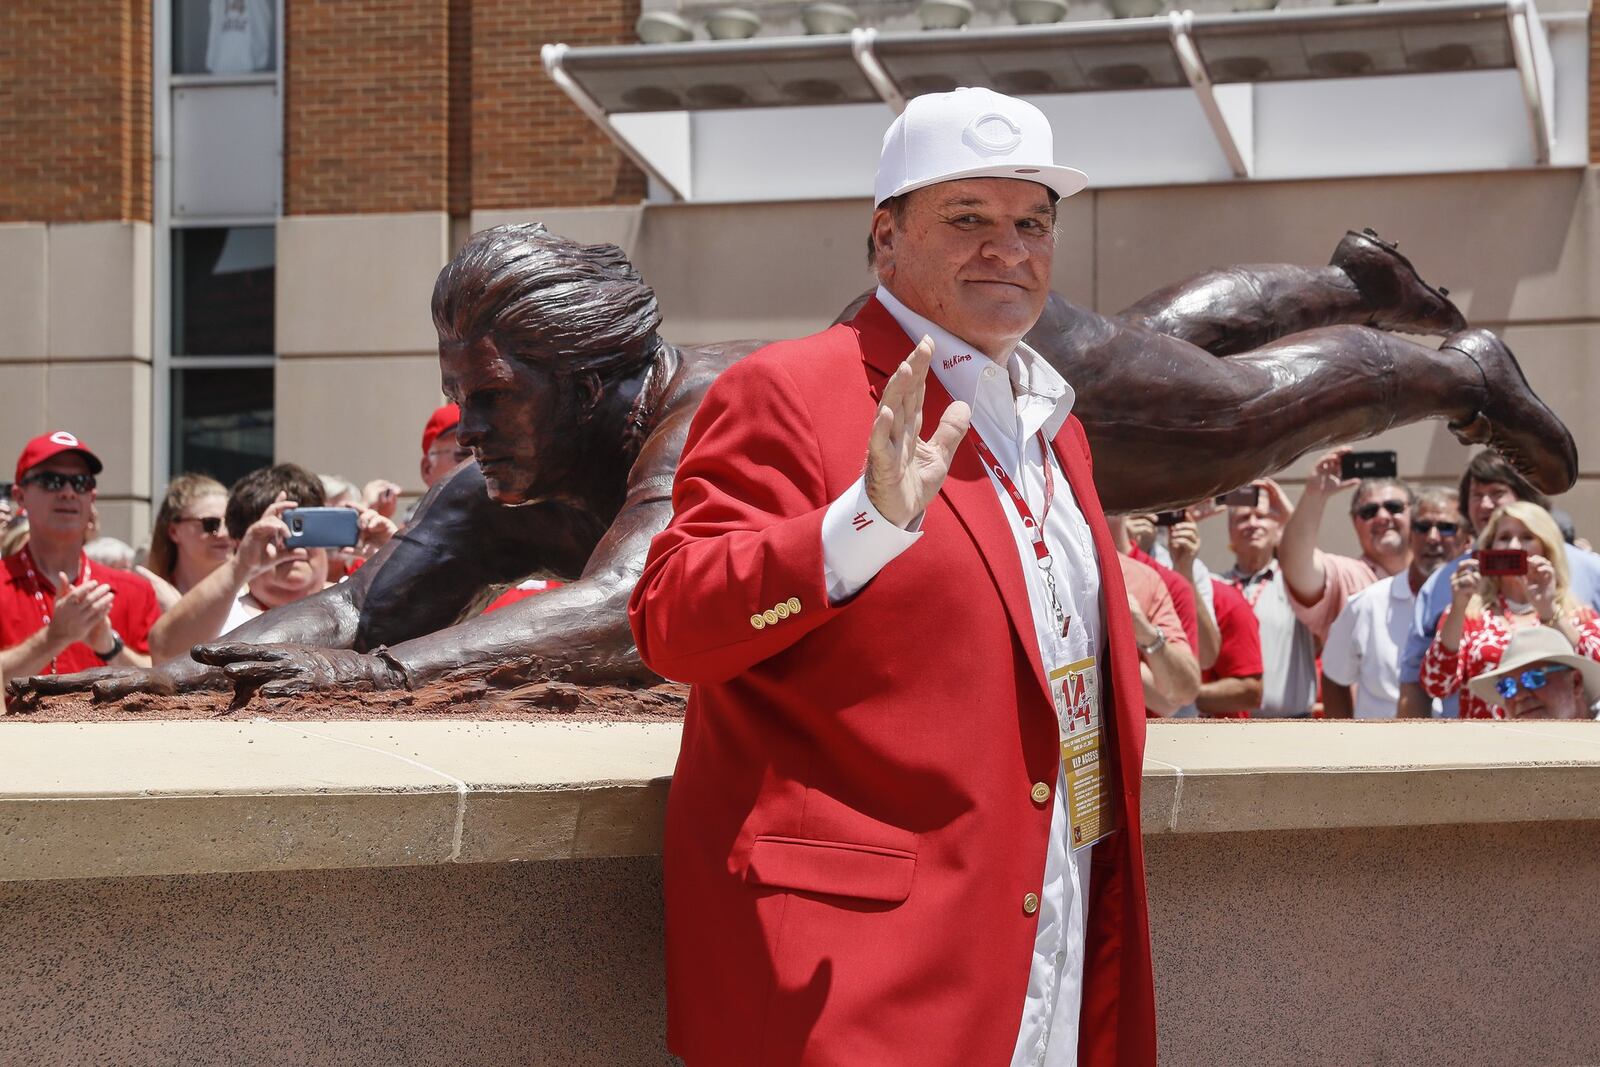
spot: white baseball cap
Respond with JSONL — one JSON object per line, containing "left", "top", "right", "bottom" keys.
{"left": 873, "top": 87, "right": 1089, "bottom": 207}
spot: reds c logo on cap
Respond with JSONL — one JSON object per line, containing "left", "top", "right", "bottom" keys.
{"left": 48, "top": 431, "right": 81, "bottom": 448}
{"left": 964, "top": 112, "right": 1023, "bottom": 156}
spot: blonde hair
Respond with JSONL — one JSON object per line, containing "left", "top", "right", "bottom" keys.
{"left": 145, "top": 473, "right": 227, "bottom": 581}
{"left": 1469, "top": 501, "right": 1578, "bottom": 619}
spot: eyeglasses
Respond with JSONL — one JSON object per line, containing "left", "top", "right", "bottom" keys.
{"left": 20, "top": 472, "right": 96, "bottom": 493}
{"left": 1412, "top": 520, "right": 1459, "bottom": 536}
{"left": 174, "top": 516, "right": 225, "bottom": 535}
{"left": 1355, "top": 500, "right": 1407, "bottom": 520}
{"left": 1494, "top": 664, "right": 1573, "bottom": 701}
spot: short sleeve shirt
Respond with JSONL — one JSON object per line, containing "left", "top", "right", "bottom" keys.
{"left": 1289, "top": 550, "right": 1382, "bottom": 644}
{"left": 1118, "top": 554, "right": 1191, "bottom": 654}
{"left": 1320, "top": 574, "right": 1414, "bottom": 718}
{"left": 1129, "top": 544, "right": 1198, "bottom": 651}
{"left": 0, "top": 549, "right": 160, "bottom": 675}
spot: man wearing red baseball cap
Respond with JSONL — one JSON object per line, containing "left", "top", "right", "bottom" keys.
{"left": 0, "top": 431, "right": 158, "bottom": 678}
{"left": 420, "top": 403, "right": 468, "bottom": 489}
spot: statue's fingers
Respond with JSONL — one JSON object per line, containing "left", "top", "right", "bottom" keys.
{"left": 259, "top": 678, "right": 312, "bottom": 699}
{"left": 92, "top": 673, "right": 163, "bottom": 700}
{"left": 223, "top": 660, "right": 298, "bottom": 685}
{"left": 28, "top": 672, "right": 109, "bottom": 695}
{"left": 194, "top": 642, "right": 285, "bottom": 667}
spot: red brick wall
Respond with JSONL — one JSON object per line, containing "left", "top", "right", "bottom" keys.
{"left": 0, "top": 0, "right": 151, "bottom": 223}
{"left": 1591, "top": 0, "right": 1599, "bottom": 163}
{"left": 470, "top": 0, "right": 645, "bottom": 210}
{"left": 284, "top": 0, "right": 450, "bottom": 215}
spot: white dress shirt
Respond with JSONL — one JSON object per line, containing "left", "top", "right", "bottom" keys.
{"left": 1320, "top": 572, "right": 1442, "bottom": 718}
{"left": 821, "top": 286, "right": 1104, "bottom": 1067}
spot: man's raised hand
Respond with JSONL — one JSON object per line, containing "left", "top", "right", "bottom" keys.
{"left": 865, "top": 336, "right": 972, "bottom": 528}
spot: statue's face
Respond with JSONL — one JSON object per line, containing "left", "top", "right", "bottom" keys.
{"left": 440, "top": 336, "right": 565, "bottom": 505}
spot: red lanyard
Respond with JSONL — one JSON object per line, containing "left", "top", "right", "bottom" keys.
{"left": 18, "top": 547, "right": 89, "bottom": 676}
{"left": 971, "top": 431, "right": 1054, "bottom": 565}
{"left": 1229, "top": 567, "right": 1272, "bottom": 610}
{"left": 971, "top": 431, "right": 1068, "bottom": 637}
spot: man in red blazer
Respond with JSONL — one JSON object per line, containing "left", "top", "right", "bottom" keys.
{"left": 637, "top": 85, "right": 1156, "bottom": 1065}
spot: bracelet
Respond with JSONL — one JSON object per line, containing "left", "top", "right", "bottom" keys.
{"left": 1137, "top": 628, "right": 1166, "bottom": 656}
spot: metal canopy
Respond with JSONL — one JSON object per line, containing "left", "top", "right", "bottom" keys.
{"left": 542, "top": 0, "right": 1554, "bottom": 197}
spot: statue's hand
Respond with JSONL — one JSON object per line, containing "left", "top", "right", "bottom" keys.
{"left": 6, "top": 665, "right": 132, "bottom": 704}
{"left": 4, "top": 657, "right": 227, "bottom": 706}
{"left": 192, "top": 643, "right": 408, "bottom": 698}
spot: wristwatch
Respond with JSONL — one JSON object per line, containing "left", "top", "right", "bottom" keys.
{"left": 93, "top": 629, "right": 124, "bottom": 663}
{"left": 1137, "top": 628, "right": 1166, "bottom": 656}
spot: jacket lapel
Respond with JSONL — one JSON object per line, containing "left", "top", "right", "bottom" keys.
{"left": 853, "top": 298, "right": 1053, "bottom": 708}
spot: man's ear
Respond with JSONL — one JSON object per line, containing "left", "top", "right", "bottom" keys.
{"left": 870, "top": 207, "right": 896, "bottom": 276}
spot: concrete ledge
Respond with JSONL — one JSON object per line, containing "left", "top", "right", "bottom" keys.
{"left": 2, "top": 719, "right": 1598, "bottom": 882}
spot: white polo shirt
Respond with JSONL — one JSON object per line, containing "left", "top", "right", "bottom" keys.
{"left": 1321, "top": 572, "right": 1436, "bottom": 719}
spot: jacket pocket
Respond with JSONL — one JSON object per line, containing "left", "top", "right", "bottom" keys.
{"left": 744, "top": 835, "right": 916, "bottom": 903}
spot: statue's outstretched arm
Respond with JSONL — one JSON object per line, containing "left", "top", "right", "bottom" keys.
{"left": 191, "top": 408, "right": 696, "bottom": 699}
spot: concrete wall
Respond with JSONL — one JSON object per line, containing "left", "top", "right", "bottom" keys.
{"left": 0, "top": 220, "right": 153, "bottom": 542}
{"left": 4, "top": 821, "right": 1595, "bottom": 1066}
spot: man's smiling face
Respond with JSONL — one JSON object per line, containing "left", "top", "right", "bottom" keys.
{"left": 872, "top": 177, "right": 1056, "bottom": 362}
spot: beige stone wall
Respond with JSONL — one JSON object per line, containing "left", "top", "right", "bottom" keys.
{"left": 273, "top": 212, "right": 451, "bottom": 500}
{"left": 0, "top": 220, "right": 153, "bottom": 542}
{"left": 5, "top": 821, "right": 1596, "bottom": 1065}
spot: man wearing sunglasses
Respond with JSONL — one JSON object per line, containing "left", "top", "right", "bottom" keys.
{"left": 0, "top": 432, "right": 157, "bottom": 678}
{"left": 1466, "top": 626, "right": 1600, "bottom": 720}
{"left": 1276, "top": 446, "right": 1417, "bottom": 645}
{"left": 1320, "top": 488, "right": 1465, "bottom": 717}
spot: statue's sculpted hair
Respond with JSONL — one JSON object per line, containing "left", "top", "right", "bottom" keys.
{"left": 432, "top": 223, "right": 662, "bottom": 380}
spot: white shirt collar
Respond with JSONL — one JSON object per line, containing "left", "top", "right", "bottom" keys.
{"left": 874, "top": 285, "right": 1075, "bottom": 444}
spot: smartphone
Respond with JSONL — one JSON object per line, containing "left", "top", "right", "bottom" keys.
{"left": 1155, "top": 510, "right": 1187, "bottom": 527}
{"left": 1476, "top": 548, "right": 1528, "bottom": 577}
{"left": 1341, "top": 450, "right": 1398, "bottom": 480}
{"left": 1216, "top": 487, "right": 1262, "bottom": 509}
{"left": 283, "top": 507, "right": 360, "bottom": 549}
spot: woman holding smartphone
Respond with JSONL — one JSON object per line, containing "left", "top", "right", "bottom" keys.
{"left": 1421, "top": 501, "right": 1600, "bottom": 718}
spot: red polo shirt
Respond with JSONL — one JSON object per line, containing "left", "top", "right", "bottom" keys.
{"left": 0, "top": 548, "right": 160, "bottom": 675}
{"left": 1128, "top": 543, "right": 1199, "bottom": 650}
{"left": 1201, "top": 577, "right": 1265, "bottom": 718}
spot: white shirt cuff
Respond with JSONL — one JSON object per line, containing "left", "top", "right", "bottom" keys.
{"left": 821, "top": 475, "right": 923, "bottom": 604}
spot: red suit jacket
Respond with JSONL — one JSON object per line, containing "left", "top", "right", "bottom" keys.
{"left": 629, "top": 298, "right": 1156, "bottom": 1065}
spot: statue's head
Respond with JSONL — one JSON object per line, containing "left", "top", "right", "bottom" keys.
{"left": 432, "top": 223, "right": 662, "bottom": 505}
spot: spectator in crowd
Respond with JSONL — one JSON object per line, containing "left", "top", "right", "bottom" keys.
{"left": 1421, "top": 501, "right": 1600, "bottom": 719}
{"left": 1466, "top": 627, "right": 1600, "bottom": 720}
{"left": 1321, "top": 487, "right": 1465, "bottom": 718}
{"left": 1112, "top": 514, "right": 1199, "bottom": 652}
{"left": 147, "top": 464, "right": 392, "bottom": 663}
{"left": 362, "top": 479, "right": 401, "bottom": 520}
{"left": 1399, "top": 451, "right": 1600, "bottom": 716}
{"left": 1223, "top": 480, "right": 1318, "bottom": 716}
{"left": 144, "top": 474, "right": 231, "bottom": 610}
{"left": 420, "top": 403, "right": 468, "bottom": 489}
{"left": 0, "top": 513, "right": 27, "bottom": 559}
{"left": 1198, "top": 575, "right": 1265, "bottom": 718}
{"left": 1116, "top": 549, "right": 1201, "bottom": 715}
{"left": 1549, "top": 507, "right": 1593, "bottom": 554}
{"left": 320, "top": 474, "right": 360, "bottom": 509}
{"left": 0, "top": 431, "right": 158, "bottom": 678}
{"left": 1277, "top": 448, "right": 1413, "bottom": 643}
{"left": 84, "top": 536, "right": 137, "bottom": 570}
{"left": 1162, "top": 506, "right": 1264, "bottom": 717}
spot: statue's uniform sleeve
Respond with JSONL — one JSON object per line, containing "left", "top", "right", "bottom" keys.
{"left": 628, "top": 353, "right": 850, "bottom": 685}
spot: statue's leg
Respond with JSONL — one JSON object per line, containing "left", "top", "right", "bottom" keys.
{"left": 1116, "top": 230, "right": 1467, "bottom": 356}
{"left": 1079, "top": 325, "right": 1575, "bottom": 512}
